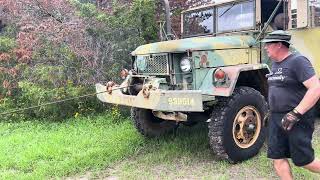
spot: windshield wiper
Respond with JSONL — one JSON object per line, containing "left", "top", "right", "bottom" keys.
{"left": 219, "top": 2, "right": 236, "bottom": 17}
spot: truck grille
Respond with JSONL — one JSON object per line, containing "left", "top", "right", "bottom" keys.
{"left": 138, "top": 53, "right": 169, "bottom": 74}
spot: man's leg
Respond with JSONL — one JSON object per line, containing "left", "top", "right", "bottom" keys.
{"left": 303, "top": 159, "right": 320, "bottom": 173}
{"left": 274, "top": 159, "right": 293, "bottom": 180}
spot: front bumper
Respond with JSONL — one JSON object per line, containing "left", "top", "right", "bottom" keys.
{"left": 95, "top": 83, "right": 204, "bottom": 112}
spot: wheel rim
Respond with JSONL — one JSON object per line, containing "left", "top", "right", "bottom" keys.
{"left": 232, "top": 106, "right": 262, "bottom": 149}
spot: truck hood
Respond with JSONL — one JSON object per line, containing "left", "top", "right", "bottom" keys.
{"left": 132, "top": 35, "right": 256, "bottom": 55}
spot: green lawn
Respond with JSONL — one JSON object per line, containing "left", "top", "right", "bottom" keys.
{"left": 0, "top": 114, "right": 143, "bottom": 179}
{"left": 99, "top": 122, "right": 320, "bottom": 180}
{"left": 0, "top": 114, "right": 320, "bottom": 179}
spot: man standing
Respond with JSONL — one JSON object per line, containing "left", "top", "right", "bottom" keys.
{"left": 262, "top": 30, "right": 320, "bottom": 179}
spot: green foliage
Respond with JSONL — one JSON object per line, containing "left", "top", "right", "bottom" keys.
{"left": 0, "top": 24, "right": 19, "bottom": 38}
{"left": 74, "top": 1, "right": 98, "bottom": 18}
{"left": 0, "top": 81, "right": 104, "bottom": 120}
{"left": 110, "top": 105, "right": 122, "bottom": 123}
{"left": 76, "top": 0, "right": 158, "bottom": 68}
{"left": 22, "top": 65, "right": 65, "bottom": 87}
{"left": 30, "top": 43, "right": 78, "bottom": 85}
{"left": 0, "top": 37, "right": 15, "bottom": 52}
{"left": 32, "top": 41, "right": 77, "bottom": 66}
{"left": 0, "top": 32, "right": 19, "bottom": 101}
{"left": 0, "top": 0, "right": 160, "bottom": 120}
{"left": 1, "top": 41, "right": 104, "bottom": 120}
{"left": 130, "top": 0, "right": 158, "bottom": 42}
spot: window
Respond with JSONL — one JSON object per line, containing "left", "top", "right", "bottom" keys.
{"left": 289, "top": 0, "right": 308, "bottom": 28}
{"left": 217, "top": 1, "right": 254, "bottom": 32}
{"left": 309, "top": 0, "right": 320, "bottom": 27}
{"left": 291, "top": 9, "right": 297, "bottom": 28}
{"left": 183, "top": 8, "right": 214, "bottom": 37}
{"left": 290, "top": 0, "right": 298, "bottom": 28}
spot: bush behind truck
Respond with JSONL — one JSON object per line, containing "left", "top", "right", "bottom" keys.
{"left": 96, "top": 0, "right": 320, "bottom": 163}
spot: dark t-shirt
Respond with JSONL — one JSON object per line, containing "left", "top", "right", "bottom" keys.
{"left": 268, "top": 53, "right": 315, "bottom": 113}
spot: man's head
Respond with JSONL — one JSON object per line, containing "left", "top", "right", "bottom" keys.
{"left": 261, "top": 30, "right": 291, "bottom": 61}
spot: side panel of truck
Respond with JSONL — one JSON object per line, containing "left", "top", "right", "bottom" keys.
{"left": 289, "top": 28, "right": 320, "bottom": 76}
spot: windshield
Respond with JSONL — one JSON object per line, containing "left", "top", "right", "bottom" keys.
{"left": 183, "top": 8, "right": 214, "bottom": 37}
{"left": 217, "top": 0, "right": 255, "bottom": 32}
{"left": 182, "top": 0, "right": 255, "bottom": 37}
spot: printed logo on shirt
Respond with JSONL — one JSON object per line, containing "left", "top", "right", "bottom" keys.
{"left": 275, "top": 68, "right": 282, "bottom": 75}
{"left": 268, "top": 68, "right": 286, "bottom": 82}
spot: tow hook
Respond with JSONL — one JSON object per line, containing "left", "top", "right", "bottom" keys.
{"left": 142, "top": 84, "right": 152, "bottom": 98}
{"left": 106, "top": 81, "right": 116, "bottom": 94}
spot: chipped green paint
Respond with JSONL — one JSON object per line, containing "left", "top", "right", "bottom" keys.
{"left": 193, "top": 49, "right": 250, "bottom": 69}
{"left": 196, "top": 68, "right": 215, "bottom": 94}
{"left": 192, "top": 47, "right": 260, "bottom": 91}
{"left": 132, "top": 35, "right": 257, "bottom": 55}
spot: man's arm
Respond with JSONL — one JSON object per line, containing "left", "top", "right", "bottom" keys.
{"left": 295, "top": 75, "right": 320, "bottom": 114}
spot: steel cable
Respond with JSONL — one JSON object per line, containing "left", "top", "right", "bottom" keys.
{"left": 0, "top": 85, "right": 130, "bottom": 116}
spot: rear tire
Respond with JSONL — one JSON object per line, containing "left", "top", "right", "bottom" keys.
{"left": 208, "top": 87, "right": 268, "bottom": 163}
{"left": 131, "top": 108, "right": 177, "bottom": 137}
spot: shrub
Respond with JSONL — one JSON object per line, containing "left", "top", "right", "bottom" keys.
{"left": 0, "top": 81, "right": 104, "bottom": 121}
{"left": 0, "top": 37, "right": 15, "bottom": 52}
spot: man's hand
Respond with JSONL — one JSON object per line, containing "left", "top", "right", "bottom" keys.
{"left": 281, "top": 109, "right": 302, "bottom": 131}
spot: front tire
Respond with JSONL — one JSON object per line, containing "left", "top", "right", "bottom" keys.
{"left": 208, "top": 87, "right": 268, "bottom": 163}
{"left": 131, "top": 108, "right": 177, "bottom": 137}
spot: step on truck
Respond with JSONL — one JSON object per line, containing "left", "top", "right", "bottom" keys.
{"left": 96, "top": 0, "right": 320, "bottom": 163}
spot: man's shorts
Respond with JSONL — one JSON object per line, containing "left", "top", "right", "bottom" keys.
{"left": 267, "top": 111, "right": 315, "bottom": 166}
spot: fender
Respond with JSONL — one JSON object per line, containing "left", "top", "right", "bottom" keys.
{"left": 198, "top": 64, "right": 270, "bottom": 97}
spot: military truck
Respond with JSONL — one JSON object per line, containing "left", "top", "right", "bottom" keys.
{"left": 96, "top": 0, "right": 320, "bottom": 163}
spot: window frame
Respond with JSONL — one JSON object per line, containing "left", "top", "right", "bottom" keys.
{"left": 215, "top": 0, "right": 256, "bottom": 33}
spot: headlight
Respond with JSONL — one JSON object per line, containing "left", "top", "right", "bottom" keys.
{"left": 180, "top": 57, "right": 191, "bottom": 72}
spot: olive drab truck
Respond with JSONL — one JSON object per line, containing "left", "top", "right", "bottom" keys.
{"left": 96, "top": 0, "right": 320, "bottom": 163}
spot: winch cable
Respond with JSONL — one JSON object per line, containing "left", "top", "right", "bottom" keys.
{"left": 0, "top": 85, "right": 131, "bottom": 116}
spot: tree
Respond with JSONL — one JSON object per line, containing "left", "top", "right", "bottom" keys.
{"left": 0, "top": 0, "right": 214, "bottom": 119}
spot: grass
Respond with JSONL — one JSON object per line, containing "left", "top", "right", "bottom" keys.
{"left": 0, "top": 114, "right": 144, "bottom": 179}
{"left": 94, "top": 121, "right": 320, "bottom": 179}
{"left": 103, "top": 123, "right": 243, "bottom": 179}
{"left": 1, "top": 114, "right": 320, "bottom": 179}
